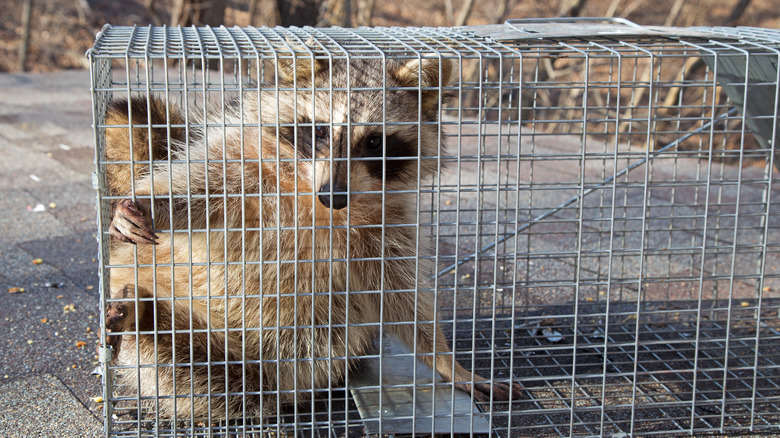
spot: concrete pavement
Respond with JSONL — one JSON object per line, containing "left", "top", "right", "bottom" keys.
{"left": 0, "top": 70, "right": 102, "bottom": 438}
{"left": 1, "top": 68, "right": 777, "bottom": 438}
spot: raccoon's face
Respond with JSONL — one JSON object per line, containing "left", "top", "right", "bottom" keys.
{"left": 265, "top": 56, "right": 452, "bottom": 214}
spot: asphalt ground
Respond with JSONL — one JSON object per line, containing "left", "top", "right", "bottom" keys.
{"left": 0, "top": 70, "right": 102, "bottom": 437}
{"left": 1, "top": 70, "right": 777, "bottom": 438}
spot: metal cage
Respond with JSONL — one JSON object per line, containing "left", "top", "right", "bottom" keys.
{"left": 88, "top": 19, "right": 780, "bottom": 437}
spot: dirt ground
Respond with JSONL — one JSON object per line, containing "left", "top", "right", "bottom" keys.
{"left": 2, "top": 0, "right": 779, "bottom": 73}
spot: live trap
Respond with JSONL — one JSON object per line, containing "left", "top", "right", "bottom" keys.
{"left": 88, "top": 19, "right": 780, "bottom": 437}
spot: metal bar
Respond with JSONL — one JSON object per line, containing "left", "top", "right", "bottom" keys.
{"left": 90, "top": 24, "right": 780, "bottom": 438}
{"left": 435, "top": 107, "right": 739, "bottom": 279}
{"left": 506, "top": 16, "right": 647, "bottom": 30}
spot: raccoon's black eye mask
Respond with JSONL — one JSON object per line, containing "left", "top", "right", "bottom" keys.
{"left": 364, "top": 134, "right": 383, "bottom": 155}
{"left": 362, "top": 133, "right": 415, "bottom": 180}
{"left": 279, "top": 121, "right": 329, "bottom": 158}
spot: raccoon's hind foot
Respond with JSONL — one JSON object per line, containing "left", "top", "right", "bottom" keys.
{"left": 100, "top": 284, "right": 152, "bottom": 357}
{"left": 103, "top": 299, "right": 130, "bottom": 355}
{"left": 457, "top": 380, "right": 525, "bottom": 403}
{"left": 110, "top": 199, "right": 158, "bottom": 245}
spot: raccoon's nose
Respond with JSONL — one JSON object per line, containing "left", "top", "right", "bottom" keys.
{"left": 318, "top": 183, "right": 349, "bottom": 210}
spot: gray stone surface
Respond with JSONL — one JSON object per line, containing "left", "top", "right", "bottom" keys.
{"left": 0, "top": 70, "right": 102, "bottom": 437}
{"left": 0, "top": 374, "right": 101, "bottom": 438}
{"left": 1, "top": 68, "right": 777, "bottom": 437}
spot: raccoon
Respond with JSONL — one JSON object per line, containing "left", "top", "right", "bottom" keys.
{"left": 102, "top": 53, "right": 523, "bottom": 420}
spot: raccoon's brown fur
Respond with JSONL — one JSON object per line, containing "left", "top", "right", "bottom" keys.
{"left": 104, "top": 96, "right": 186, "bottom": 198}
{"left": 102, "top": 54, "right": 522, "bottom": 421}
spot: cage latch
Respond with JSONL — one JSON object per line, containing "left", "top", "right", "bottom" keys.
{"left": 91, "top": 172, "right": 105, "bottom": 191}
{"left": 98, "top": 345, "right": 113, "bottom": 363}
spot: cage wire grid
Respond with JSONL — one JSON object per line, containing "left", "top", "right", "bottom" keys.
{"left": 88, "top": 20, "right": 780, "bottom": 437}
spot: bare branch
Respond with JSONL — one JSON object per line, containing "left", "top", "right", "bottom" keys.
{"left": 277, "top": 0, "right": 320, "bottom": 26}
{"left": 726, "top": 0, "right": 752, "bottom": 25}
{"left": 558, "top": 0, "right": 588, "bottom": 17}
{"left": 491, "top": 0, "right": 514, "bottom": 24}
{"left": 73, "top": 0, "right": 91, "bottom": 23}
{"left": 356, "top": 0, "right": 376, "bottom": 27}
{"left": 664, "top": 0, "right": 685, "bottom": 26}
{"left": 621, "top": 0, "right": 647, "bottom": 19}
{"left": 444, "top": 0, "right": 454, "bottom": 24}
{"left": 454, "top": 0, "right": 475, "bottom": 27}
{"left": 248, "top": 0, "right": 259, "bottom": 24}
{"left": 145, "top": 0, "right": 164, "bottom": 26}
{"left": 605, "top": 0, "right": 620, "bottom": 17}
{"left": 170, "top": 0, "right": 228, "bottom": 27}
{"left": 19, "top": 0, "right": 33, "bottom": 72}
{"left": 325, "top": 0, "right": 352, "bottom": 27}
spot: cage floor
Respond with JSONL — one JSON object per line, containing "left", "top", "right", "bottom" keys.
{"left": 107, "top": 299, "right": 779, "bottom": 437}
{"left": 463, "top": 299, "right": 780, "bottom": 438}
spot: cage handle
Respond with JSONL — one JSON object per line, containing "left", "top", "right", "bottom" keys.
{"left": 505, "top": 17, "right": 647, "bottom": 30}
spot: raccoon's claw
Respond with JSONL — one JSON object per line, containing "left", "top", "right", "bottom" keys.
{"left": 111, "top": 199, "right": 158, "bottom": 245}
{"left": 457, "top": 380, "right": 525, "bottom": 402}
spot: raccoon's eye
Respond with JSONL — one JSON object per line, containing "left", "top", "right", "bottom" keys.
{"left": 365, "top": 134, "right": 383, "bottom": 154}
{"left": 315, "top": 126, "right": 328, "bottom": 139}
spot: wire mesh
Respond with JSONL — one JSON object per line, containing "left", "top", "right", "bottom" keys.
{"left": 89, "top": 21, "right": 780, "bottom": 437}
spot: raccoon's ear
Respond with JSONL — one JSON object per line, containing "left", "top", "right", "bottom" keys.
{"left": 277, "top": 37, "right": 328, "bottom": 83}
{"left": 394, "top": 57, "right": 453, "bottom": 111}
{"left": 277, "top": 55, "right": 327, "bottom": 83}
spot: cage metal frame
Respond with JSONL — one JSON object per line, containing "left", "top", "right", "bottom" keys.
{"left": 88, "top": 19, "right": 780, "bottom": 437}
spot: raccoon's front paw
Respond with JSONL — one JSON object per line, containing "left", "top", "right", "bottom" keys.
{"left": 110, "top": 199, "right": 158, "bottom": 245}
{"left": 457, "top": 380, "right": 525, "bottom": 403}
